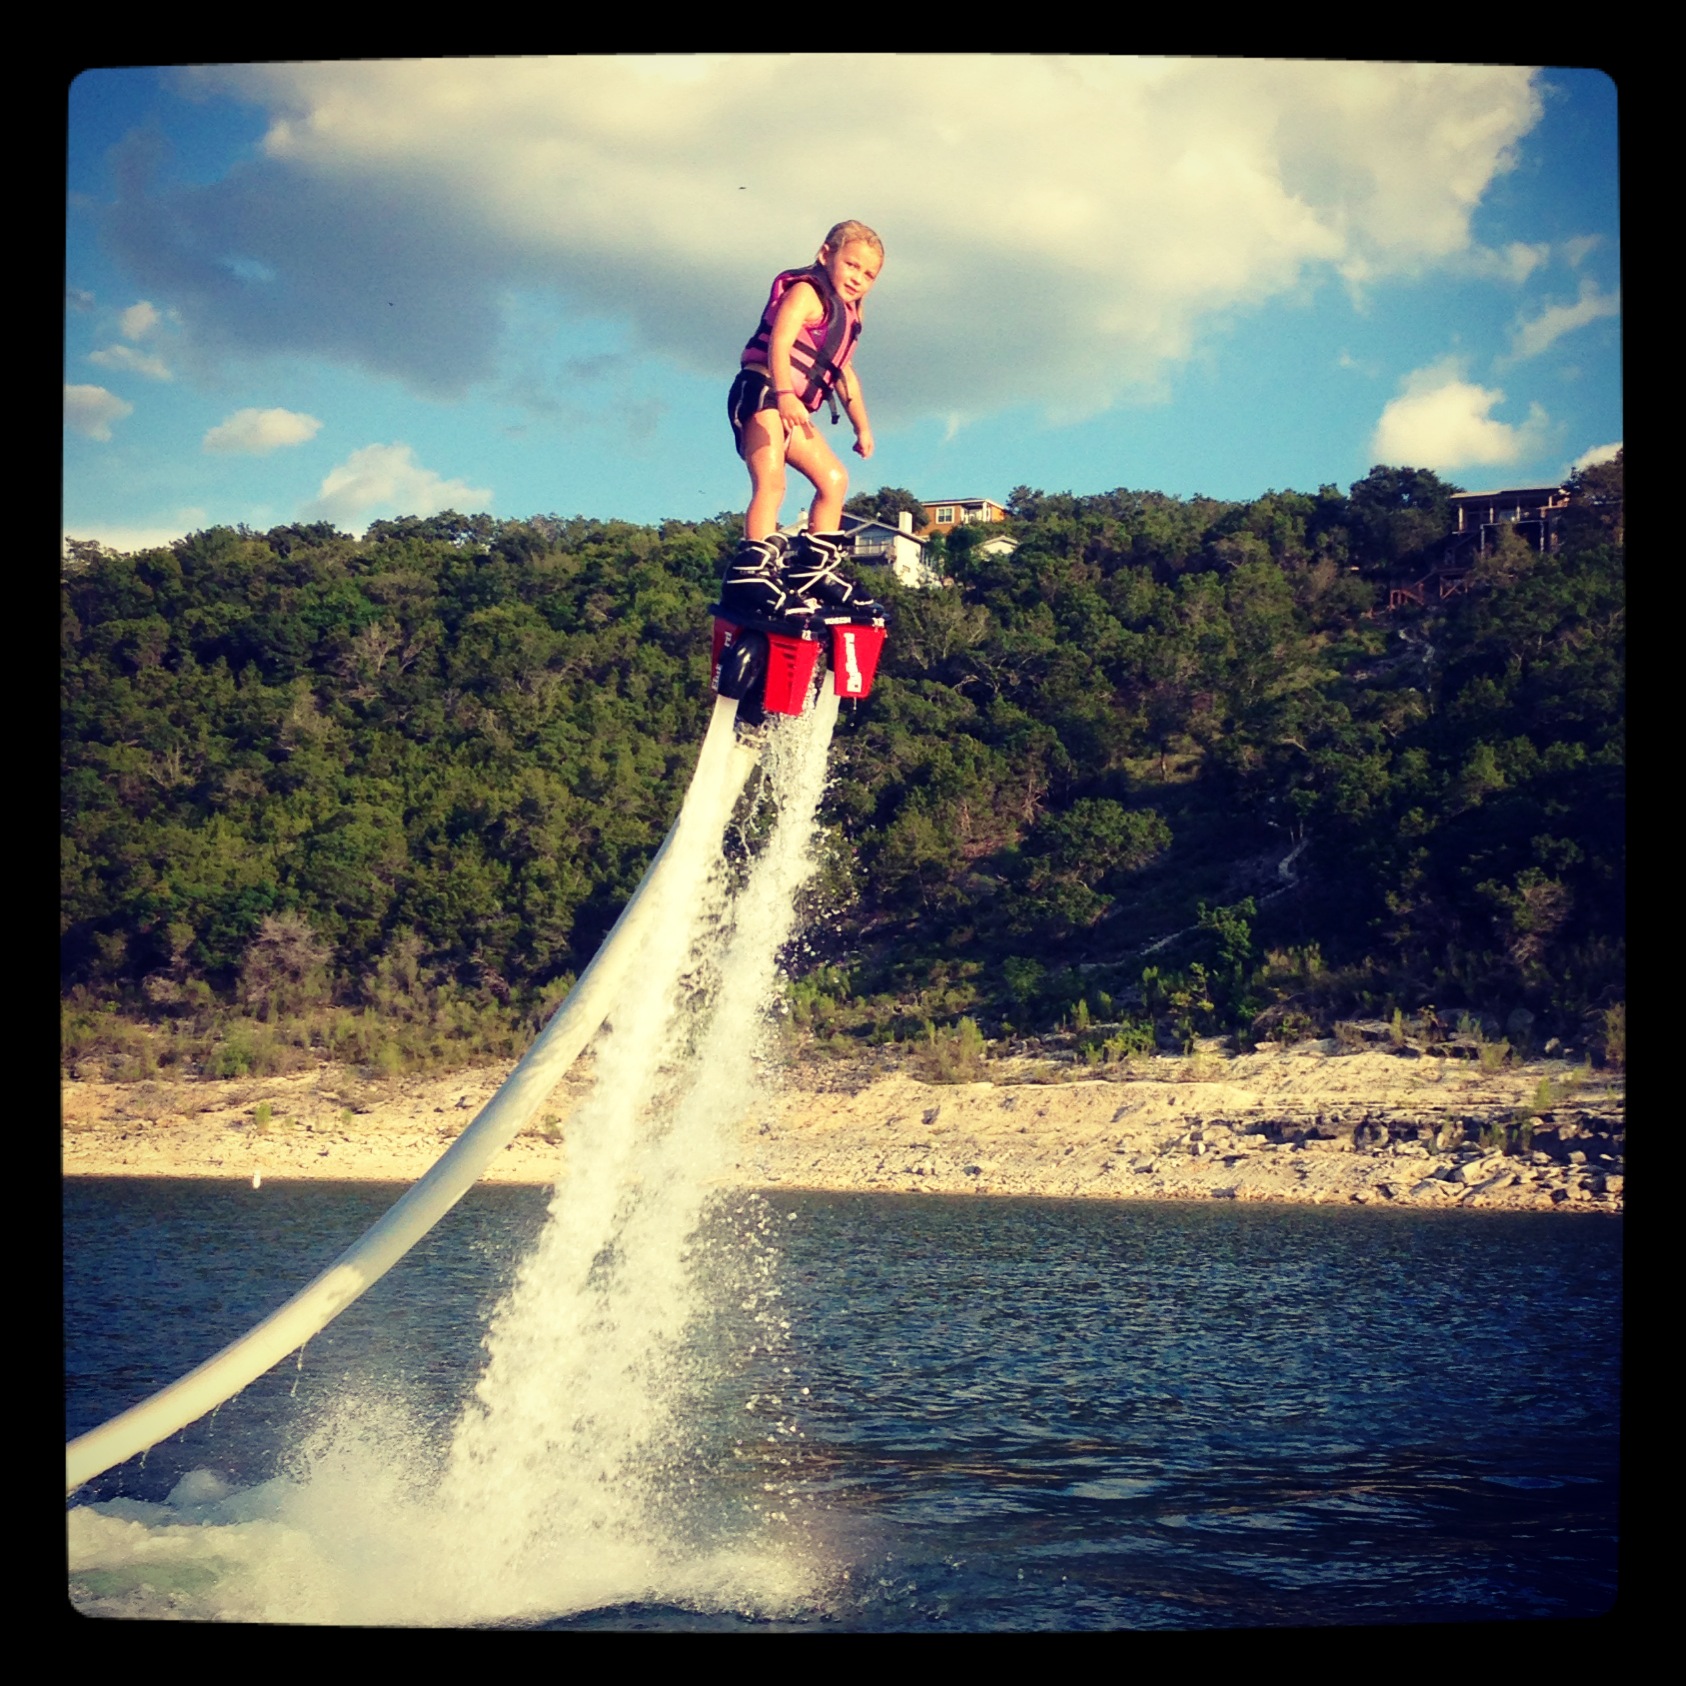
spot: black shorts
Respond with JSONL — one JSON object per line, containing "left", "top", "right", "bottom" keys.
{"left": 727, "top": 367, "right": 777, "bottom": 459}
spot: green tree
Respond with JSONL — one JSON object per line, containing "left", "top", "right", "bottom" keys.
{"left": 1347, "top": 465, "right": 1459, "bottom": 572}
{"left": 845, "top": 486, "right": 926, "bottom": 526}
{"left": 1562, "top": 448, "right": 1623, "bottom": 548}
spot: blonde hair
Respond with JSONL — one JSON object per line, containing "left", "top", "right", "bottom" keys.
{"left": 822, "top": 220, "right": 883, "bottom": 258}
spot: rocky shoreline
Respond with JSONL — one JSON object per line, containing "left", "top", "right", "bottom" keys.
{"left": 61, "top": 1037, "right": 1624, "bottom": 1215}
{"left": 743, "top": 1057, "right": 1625, "bottom": 1214}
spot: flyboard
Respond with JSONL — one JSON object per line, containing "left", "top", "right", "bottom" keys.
{"left": 66, "top": 588, "right": 889, "bottom": 1498}
{"left": 708, "top": 596, "right": 889, "bottom": 723}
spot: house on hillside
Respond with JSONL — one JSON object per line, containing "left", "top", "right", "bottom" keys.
{"left": 918, "top": 495, "right": 1019, "bottom": 562}
{"left": 1447, "top": 483, "right": 1570, "bottom": 559}
{"left": 920, "top": 497, "right": 1008, "bottom": 535}
{"left": 1388, "top": 481, "right": 1570, "bottom": 611}
{"left": 844, "top": 510, "right": 939, "bottom": 589}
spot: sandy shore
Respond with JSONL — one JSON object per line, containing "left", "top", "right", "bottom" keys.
{"left": 61, "top": 1039, "right": 1623, "bottom": 1215}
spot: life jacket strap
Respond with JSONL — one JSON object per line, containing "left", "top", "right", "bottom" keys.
{"left": 746, "top": 266, "right": 860, "bottom": 417}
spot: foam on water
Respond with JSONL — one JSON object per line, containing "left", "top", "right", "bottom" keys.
{"left": 69, "top": 692, "right": 843, "bottom": 1626}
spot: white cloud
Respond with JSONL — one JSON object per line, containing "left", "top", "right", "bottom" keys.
{"left": 119, "top": 300, "right": 161, "bottom": 339}
{"left": 1466, "top": 240, "right": 1551, "bottom": 285}
{"left": 115, "top": 57, "right": 1544, "bottom": 425}
{"left": 203, "top": 406, "right": 323, "bottom": 453}
{"left": 64, "top": 383, "right": 134, "bottom": 441}
{"left": 1371, "top": 357, "right": 1550, "bottom": 470}
{"left": 1569, "top": 440, "right": 1621, "bottom": 474}
{"left": 64, "top": 511, "right": 209, "bottom": 555}
{"left": 305, "top": 443, "right": 491, "bottom": 528}
{"left": 1509, "top": 279, "right": 1620, "bottom": 361}
{"left": 89, "top": 343, "right": 172, "bottom": 380}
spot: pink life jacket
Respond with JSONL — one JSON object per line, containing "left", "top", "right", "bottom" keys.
{"left": 741, "top": 265, "right": 862, "bottom": 418}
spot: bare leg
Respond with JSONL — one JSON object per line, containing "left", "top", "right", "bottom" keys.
{"left": 784, "top": 427, "right": 849, "bottom": 533}
{"left": 777, "top": 430, "right": 881, "bottom": 614}
{"left": 741, "top": 411, "right": 789, "bottom": 540}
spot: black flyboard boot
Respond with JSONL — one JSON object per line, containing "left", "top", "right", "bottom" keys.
{"left": 717, "top": 534, "right": 822, "bottom": 624}
{"left": 783, "top": 530, "right": 888, "bottom": 624}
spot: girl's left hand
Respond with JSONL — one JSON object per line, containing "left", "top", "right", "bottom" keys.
{"left": 853, "top": 427, "right": 875, "bottom": 460}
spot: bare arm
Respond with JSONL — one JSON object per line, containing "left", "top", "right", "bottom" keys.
{"left": 840, "top": 366, "right": 874, "bottom": 459}
{"left": 765, "top": 282, "right": 823, "bottom": 442}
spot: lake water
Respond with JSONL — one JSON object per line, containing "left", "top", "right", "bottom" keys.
{"left": 63, "top": 699, "right": 1621, "bottom": 1628}
{"left": 64, "top": 1177, "right": 1620, "bottom": 1630}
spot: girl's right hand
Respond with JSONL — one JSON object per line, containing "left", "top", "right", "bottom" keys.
{"left": 777, "top": 393, "right": 814, "bottom": 440}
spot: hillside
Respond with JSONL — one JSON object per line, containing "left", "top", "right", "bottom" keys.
{"left": 60, "top": 458, "right": 1625, "bottom": 1083}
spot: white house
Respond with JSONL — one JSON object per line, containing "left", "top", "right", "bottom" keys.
{"left": 842, "top": 509, "right": 940, "bottom": 589}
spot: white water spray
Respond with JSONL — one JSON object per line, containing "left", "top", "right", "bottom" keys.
{"left": 68, "top": 693, "right": 843, "bottom": 1626}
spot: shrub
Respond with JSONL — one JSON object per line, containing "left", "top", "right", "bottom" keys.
{"left": 1598, "top": 1002, "right": 1625, "bottom": 1070}
{"left": 915, "top": 1017, "right": 988, "bottom": 1084}
{"left": 238, "top": 912, "right": 333, "bottom": 1022}
{"left": 206, "top": 1026, "right": 258, "bottom": 1079}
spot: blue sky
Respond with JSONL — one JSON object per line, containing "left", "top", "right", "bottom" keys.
{"left": 64, "top": 58, "right": 1621, "bottom": 550}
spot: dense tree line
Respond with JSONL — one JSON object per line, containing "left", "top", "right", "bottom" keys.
{"left": 61, "top": 456, "right": 1623, "bottom": 1076}
{"left": 834, "top": 457, "right": 1622, "bottom": 1055}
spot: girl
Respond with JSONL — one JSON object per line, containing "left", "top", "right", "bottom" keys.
{"left": 721, "top": 220, "right": 886, "bottom": 621}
